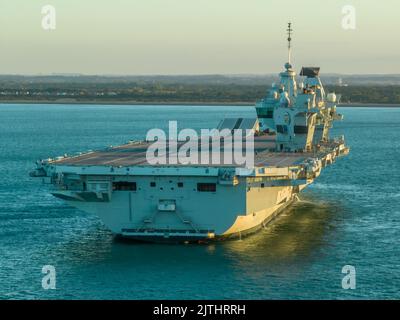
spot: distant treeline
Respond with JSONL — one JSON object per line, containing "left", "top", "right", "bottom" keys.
{"left": 0, "top": 75, "right": 399, "bottom": 104}
{"left": 328, "top": 85, "right": 400, "bottom": 104}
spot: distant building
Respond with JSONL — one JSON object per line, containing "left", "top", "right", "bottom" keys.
{"left": 337, "top": 77, "right": 348, "bottom": 87}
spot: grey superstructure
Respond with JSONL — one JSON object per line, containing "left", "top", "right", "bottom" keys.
{"left": 30, "top": 24, "right": 349, "bottom": 242}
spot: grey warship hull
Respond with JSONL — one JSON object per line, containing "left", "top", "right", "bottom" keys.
{"left": 31, "top": 134, "right": 348, "bottom": 242}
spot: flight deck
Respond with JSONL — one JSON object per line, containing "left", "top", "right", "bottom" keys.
{"left": 50, "top": 135, "right": 312, "bottom": 168}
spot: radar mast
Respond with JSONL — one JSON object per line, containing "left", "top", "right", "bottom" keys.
{"left": 280, "top": 22, "right": 296, "bottom": 101}
{"left": 287, "top": 22, "right": 293, "bottom": 64}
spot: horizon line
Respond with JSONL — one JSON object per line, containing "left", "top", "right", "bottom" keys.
{"left": 2, "top": 72, "right": 400, "bottom": 77}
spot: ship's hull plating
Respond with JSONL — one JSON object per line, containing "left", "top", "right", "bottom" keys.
{"left": 63, "top": 182, "right": 308, "bottom": 243}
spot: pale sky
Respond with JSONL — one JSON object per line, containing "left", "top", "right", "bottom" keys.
{"left": 0, "top": 0, "right": 399, "bottom": 75}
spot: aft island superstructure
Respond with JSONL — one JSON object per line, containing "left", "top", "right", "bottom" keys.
{"left": 30, "top": 24, "right": 349, "bottom": 242}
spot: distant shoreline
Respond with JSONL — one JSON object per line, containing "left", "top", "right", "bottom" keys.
{"left": 0, "top": 100, "right": 400, "bottom": 108}
{"left": 340, "top": 103, "right": 400, "bottom": 108}
{"left": 0, "top": 100, "right": 253, "bottom": 106}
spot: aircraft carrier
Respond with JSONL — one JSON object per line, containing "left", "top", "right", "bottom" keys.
{"left": 30, "top": 24, "right": 349, "bottom": 242}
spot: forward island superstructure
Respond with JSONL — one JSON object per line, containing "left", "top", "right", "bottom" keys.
{"left": 30, "top": 24, "right": 349, "bottom": 242}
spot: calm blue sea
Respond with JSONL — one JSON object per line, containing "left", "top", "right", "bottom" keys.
{"left": 0, "top": 104, "right": 399, "bottom": 299}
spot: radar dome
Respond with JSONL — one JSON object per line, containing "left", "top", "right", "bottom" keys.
{"left": 327, "top": 93, "right": 337, "bottom": 102}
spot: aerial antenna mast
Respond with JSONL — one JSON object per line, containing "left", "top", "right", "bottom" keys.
{"left": 287, "top": 22, "right": 293, "bottom": 64}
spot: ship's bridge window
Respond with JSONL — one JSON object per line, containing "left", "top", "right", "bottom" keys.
{"left": 197, "top": 183, "right": 216, "bottom": 192}
{"left": 276, "top": 125, "right": 288, "bottom": 134}
{"left": 112, "top": 181, "right": 137, "bottom": 191}
{"left": 294, "top": 125, "right": 308, "bottom": 134}
{"left": 257, "top": 109, "right": 274, "bottom": 119}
